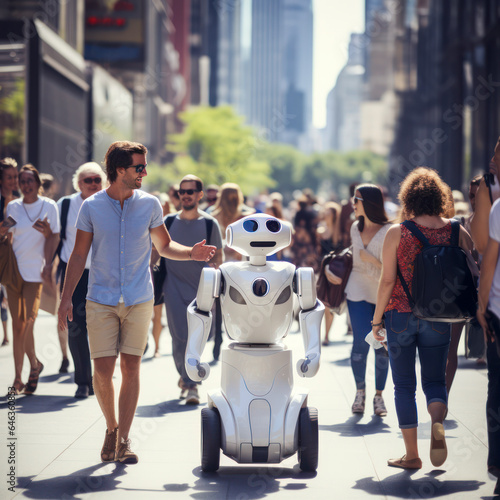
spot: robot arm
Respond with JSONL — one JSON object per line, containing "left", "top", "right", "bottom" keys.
{"left": 185, "top": 267, "right": 221, "bottom": 382}
{"left": 294, "top": 267, "right": 325, "bottom": 378}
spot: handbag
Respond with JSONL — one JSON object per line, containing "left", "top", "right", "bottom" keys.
{"left": 316, "top": 246, "right": 353, "bottom": 310}
{"left": 0, "top": 237, "right": 23, "bottom": 294}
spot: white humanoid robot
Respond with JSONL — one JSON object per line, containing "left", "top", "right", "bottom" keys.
{"left": 185, "top": 213, "right": 324, "bottom": 472}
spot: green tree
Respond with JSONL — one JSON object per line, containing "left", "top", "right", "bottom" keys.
{"left": 0, "top": 79, "right": 25, "bottom": 158}
{"left": 164, "top": 106, "right": 274, "bottom": 195}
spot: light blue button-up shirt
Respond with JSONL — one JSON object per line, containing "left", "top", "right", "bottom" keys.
{"left": 76, "top": 189, "right": 164, "bottom": 307}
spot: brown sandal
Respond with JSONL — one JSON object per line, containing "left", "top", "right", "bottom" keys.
{"left": 24, "top": 360, "right": 44, "bottom": 395}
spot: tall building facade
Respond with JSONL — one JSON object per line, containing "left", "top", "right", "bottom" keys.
{"left": 387, "top": 0, "right": 500, "bottom": 192}
{"left": 325, "top": 34, "right": 365, "bottom": 151}
{"left": 217, "top": 0, "right": 313, "bottom": 151}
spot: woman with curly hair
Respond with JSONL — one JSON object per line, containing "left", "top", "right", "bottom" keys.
{"left": 371, "top": 167, "right": 474, "bottom": 470}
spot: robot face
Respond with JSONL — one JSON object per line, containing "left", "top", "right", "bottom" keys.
{"left": 226, "top": 213, "right": 292, "bottom": 257}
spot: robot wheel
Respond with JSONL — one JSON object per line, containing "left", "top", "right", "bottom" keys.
{"left": 298, "top": 406, "right": 318, "bottom": 472}
{"left": 201, "top": 407, "right": 221, "bottom": 472}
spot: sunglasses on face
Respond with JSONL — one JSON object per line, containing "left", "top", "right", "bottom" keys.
{"left": 82, "top": 177, "right": 102, "bottom": 185}
{"left": 178, "top": 189, "right": 199, "bottom": 195}
{"left": 124, "top": 164, "right": 147, "bottom": 174}
{"left": 352, "top": 196, "right": 364, "bottom": 204}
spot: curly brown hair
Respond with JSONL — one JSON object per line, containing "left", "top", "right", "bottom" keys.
{"left": 398, "top": 167, "right": 452, "bottom": 218}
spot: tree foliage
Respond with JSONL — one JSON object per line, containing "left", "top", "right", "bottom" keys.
{"left": 145, "top": 105, "right": 387, "bottom": 201}
{"left": 160, "top": 106, "right": 274, "bottom": 195}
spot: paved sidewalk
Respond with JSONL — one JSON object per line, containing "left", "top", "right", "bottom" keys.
{"left": 0, "top": 310, "right": 496, "bottom": 499}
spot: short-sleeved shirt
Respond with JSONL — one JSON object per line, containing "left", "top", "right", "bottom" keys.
{"left": 7, "top": 197, "right": 60, "bottom": 282}
{"left": 163, "top": 213, "right": 223, "bottom": 304}
{"left": 76, "top": 189, "right": 164, "bottom": 307}
{"left": 57, "top": 193, "right": 92, "bottom": 269}
{"left": 488, "top": 199, "right": 500, "bottom": 319}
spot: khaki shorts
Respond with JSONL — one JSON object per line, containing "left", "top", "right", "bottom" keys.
{"left": 86, "top": 299, "right": 154, "bottom": 359}
{"left": 6, "top": 281, "right": 43, "bottom": 323}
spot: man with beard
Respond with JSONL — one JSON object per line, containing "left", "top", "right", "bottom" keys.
{"left": 162, "top": 175, "right": 223, "bottom": 404}
{"left": 58, "top": 144, "right": 216, "bottom": 464}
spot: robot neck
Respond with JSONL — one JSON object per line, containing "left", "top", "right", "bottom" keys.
{"left": 249, "top": 255, "right": 267, "bottom": 266}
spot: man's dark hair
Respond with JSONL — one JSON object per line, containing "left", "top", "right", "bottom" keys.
{"left": 180, "top": 174, "right": 203, "bottom": 192}
{"left": 104, "top": 141, "right": 147, "bottom": 183}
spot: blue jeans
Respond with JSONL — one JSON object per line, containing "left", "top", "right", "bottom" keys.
{"left": 385, "top": 310, "right": 450, "bottom": 429}
{"left": 347, "top": 300, "right": 389, "bottom": 392}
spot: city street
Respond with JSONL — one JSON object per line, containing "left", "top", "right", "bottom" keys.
{"left": 0, "top": 310, "right": 496, "bottom": 499}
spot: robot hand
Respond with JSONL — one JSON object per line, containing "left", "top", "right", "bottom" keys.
{"left": 296, "top": 353, "right": 320, "bottom": 378}
{"left": 185, "top": 357, "right": 211, "bottom": 382}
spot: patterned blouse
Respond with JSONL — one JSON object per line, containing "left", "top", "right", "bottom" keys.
{"left": 386, "top": 221, "right": 452, "bottom": 313}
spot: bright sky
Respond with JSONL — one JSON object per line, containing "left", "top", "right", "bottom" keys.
{"left": 312, "top": 0, "right": 365, "bottom": 129}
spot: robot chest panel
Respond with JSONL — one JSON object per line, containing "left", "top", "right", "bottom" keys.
{"left": 222, "top": 265, "right": 294, "bottom": 306}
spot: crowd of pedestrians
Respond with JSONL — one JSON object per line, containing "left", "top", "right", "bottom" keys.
{"left": 0, "top": 138, "right": 499, "bottom": 495}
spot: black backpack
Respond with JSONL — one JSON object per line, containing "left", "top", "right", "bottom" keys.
{"left": 397, "top": 220, "right": 477, "bottom": 323}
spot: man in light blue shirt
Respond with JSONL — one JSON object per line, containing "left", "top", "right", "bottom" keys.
{"left": 58, "top": 141, "right": 215, "bottom": 465}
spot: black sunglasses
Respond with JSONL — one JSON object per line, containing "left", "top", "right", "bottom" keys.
{"left": 178, "top": 189, "right": 200, "bottom": 195}
{"left": 124, "top": 164, "right": 147, "bottom": 174}
{"left": 82, "top": 176, "right": 102, "bottom": 185}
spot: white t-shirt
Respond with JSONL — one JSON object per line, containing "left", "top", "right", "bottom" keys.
{"left": 7, "top": 197, "right": 60, "bottom": 282}
{"left": 57, "top": 193, "right": 92, "bottom": 269}
{"left": 488, "top": 198, "right": 500, "bottom": 318}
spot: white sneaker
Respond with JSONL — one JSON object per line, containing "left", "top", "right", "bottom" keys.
{"left": 185, "top": 388, "right": 200, "bottom": 405}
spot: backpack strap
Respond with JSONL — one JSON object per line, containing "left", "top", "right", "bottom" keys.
{"left": 164, "top": 214, "right": 177, "bottom": 231}
{"left": 449, "top": 219, "right": 460, "bottom": 246}
{"left": 204, "top": 218, "right": 213, "bottom": 246}
{"left": 60, "top": 197, "right": 71, "bottom": 242}
{"left": 396, "top": 265, "right": 415, "bottom": 309}
{"left": 54, "top": 197, "right": 71, "bottom": 262}
{"left": 402, "top": 220, "right": 430, "bottom": 247}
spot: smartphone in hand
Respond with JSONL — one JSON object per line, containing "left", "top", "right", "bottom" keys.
{"left": 1, "top": 216, "right": 17, "bottom": 228}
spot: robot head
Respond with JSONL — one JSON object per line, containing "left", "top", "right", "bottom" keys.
{"left": 226, "top": 213, "right": 292, "bottom": 258}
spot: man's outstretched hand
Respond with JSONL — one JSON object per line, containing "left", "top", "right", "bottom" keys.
{"left": 190, "top": 240, "right": 216, "bottom": 262}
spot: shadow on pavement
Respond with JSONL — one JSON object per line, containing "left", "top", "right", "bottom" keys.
{"left": 1, "top": 394, "right": 80, "bottom": 413}
{"left": 162, "top": 464, "right": 313, "bottom": 499}
{"left": 321, "top": 414, "right": 391, "bottom": 436}
{"left": 329, "top": 357, "right": 351, "bottom": 367}
{"left": 17, "top": 463, "right": 154, "bottom": 499}
{"left": 136, "top": 398, "right": 202, "bottom": 417}
{"left": 353, "top": 470, "right": 485, "bottom": 498}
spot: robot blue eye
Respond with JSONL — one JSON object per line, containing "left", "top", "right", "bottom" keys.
{"left": 243, "top": 219, "right": 259, "bottom": 232}
{"left": 265, "top": 219, "right": 281, "bottom": 233}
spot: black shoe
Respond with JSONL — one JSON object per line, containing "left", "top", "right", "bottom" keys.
{"left": 75, "top": 385, "right": 89, "bottom": 398}
{"left": 495, "top": 477, "right": 499, "bottom": 496}
{"left": 59, "top": 357, "right": 69, "bottom": 373}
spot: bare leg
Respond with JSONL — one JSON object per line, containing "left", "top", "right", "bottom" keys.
{"left": 117, "top": 353, "right": 141, "bottom": 443}
{"left": 23, "top": 317, "right": 38, "bottom": 369}
{"left": 93, "top": 356, "right": 118, "bottom": 432}
{"left": 428, "top": 401, "right": 447, "bottom": 424}
{"left": 58, "top": 325, "right": 68, "bottom": 360}
{"left": 401, "top": 427, "right": 419, "bottom": 460}
{"left": 12, "top": 317, "right": 26, "bottom": 387}
{"left": 323, "top": 308, "right": 334, "bottom": 344}
{"left": 152, "top": 304, "right": 163, "bottom": 355}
